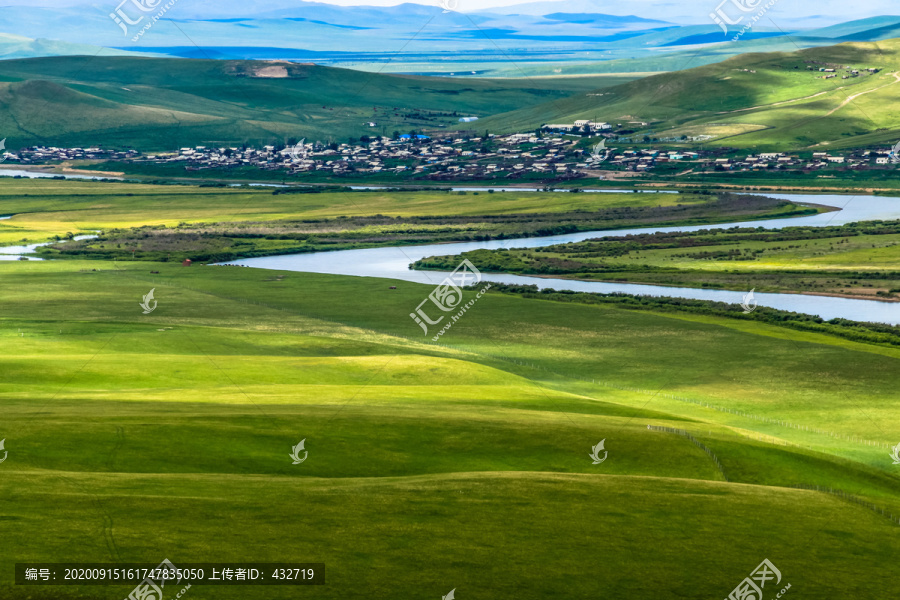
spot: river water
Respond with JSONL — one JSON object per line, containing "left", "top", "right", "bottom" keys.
{"left": 218, "top": 193, "right": 900, "bottom": 325}
{"left": 0, "top": 168, "right": 121, "bottom": 181}
{"left": 0, "top": 235, "right": 97, "bottom": 261}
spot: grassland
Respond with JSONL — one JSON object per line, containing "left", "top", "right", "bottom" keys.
{"left": 33, "top": 192, "right": 818, "bottom": 263}
{"left": 412, "top": 221, "right": 900, "bottom": 301}
{"left": 0, "top": 56, "right": 630, "bottom": 151}
{"left": 1, "top": 178, "right": 899, "bottom": 599}
{"left": 1, "top": 258, "right": 899, "bottom": 599}
{"left": 476, "top": 39, "right": 900, "bottom": 151}
{"left": 0, "top": 179, "right": 819, "bottom": 252}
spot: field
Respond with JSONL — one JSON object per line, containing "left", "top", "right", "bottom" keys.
{"left": 0, "top": 180, "right": 818, "bottom": 250}
{"left": 1, "top": 179, "right": 899, "bottom": 599}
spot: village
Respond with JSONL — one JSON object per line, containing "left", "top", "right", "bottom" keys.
{"left": 2, "top": 129, "right": 898, "bottom": 181}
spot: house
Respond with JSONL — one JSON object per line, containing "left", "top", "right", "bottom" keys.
{"left": 544, "top": 124, "right": 575, "bottom": 132}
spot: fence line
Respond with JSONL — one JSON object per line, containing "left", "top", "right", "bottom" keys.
{"left": 646, "top": 425, "right": 729, "bottom": 481}
{"left": 789, "top": 484, "right": 899, "bottom": 526}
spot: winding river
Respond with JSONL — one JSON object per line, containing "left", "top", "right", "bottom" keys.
{"left": 219, "top": 193, "right": 900, "bottom": 325}
{"left": 1, "top": 190, "right": 898, "bottom": 323}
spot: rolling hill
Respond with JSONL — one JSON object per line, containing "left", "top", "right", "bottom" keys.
{"left": 0, "top": 56, "right": 637, "bottom": 150}
{"left": 475, "top": 38, "right": 900, "bottom": 151}
{"left": 0, "top": 185, "right": 898, "bottom": 596}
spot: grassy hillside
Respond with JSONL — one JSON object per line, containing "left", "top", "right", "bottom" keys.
{"left": 1, "top": 179, "right": 898, "bottom": 598}
{"left": 0, "top": 258, "right": 898, "bottom": 599}
{"left": 0, "top": 56, "right": 633, "bottom": 151}
{"left": 476, "top": 39, "right": 900, "bottom": 151}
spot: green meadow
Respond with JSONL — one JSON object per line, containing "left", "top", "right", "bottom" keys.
{"left": 1, "top": 254, "right": 899, "bottom": 599}
{"left": 1, "top": 179, "right": 898, "bottom": 599}
{"left": 0, "top": 180, "right": 812, "bottom": 247}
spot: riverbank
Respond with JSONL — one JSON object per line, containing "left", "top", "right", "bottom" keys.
{"left": 411, "top": 219, "right": 900, "bottom": 303}
{"left": 221, "top": 193, "right": 900, "bottom": 325}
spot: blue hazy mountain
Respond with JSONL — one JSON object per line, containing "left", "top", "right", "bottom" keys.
{"left": 0, "top": 1, "right": 898, "bottom": 76}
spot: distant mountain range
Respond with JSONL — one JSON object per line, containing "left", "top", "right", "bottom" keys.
{"left": 0, "top": 1, "right": 899, "bottom": 77}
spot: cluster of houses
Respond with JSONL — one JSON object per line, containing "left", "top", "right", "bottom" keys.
{"left": 588, "top": 148, "right": 700, "bottom": 171}
{"left": 3, "top": 136, "right": 898, "bottom": 179}
{"left": 702, "top": 150, "right": 898, "bottom": 172}
{"left": 6, "top": 146, "right": 139, "bottom": 163}
{"left": 4, "top": 134, "right": 598, "bottom": 180}
{"left": 805, "top": 63, "right": 880, "bottom": 80}
{"left": 542, "top": 120, "right": 614, "bottom": 133}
